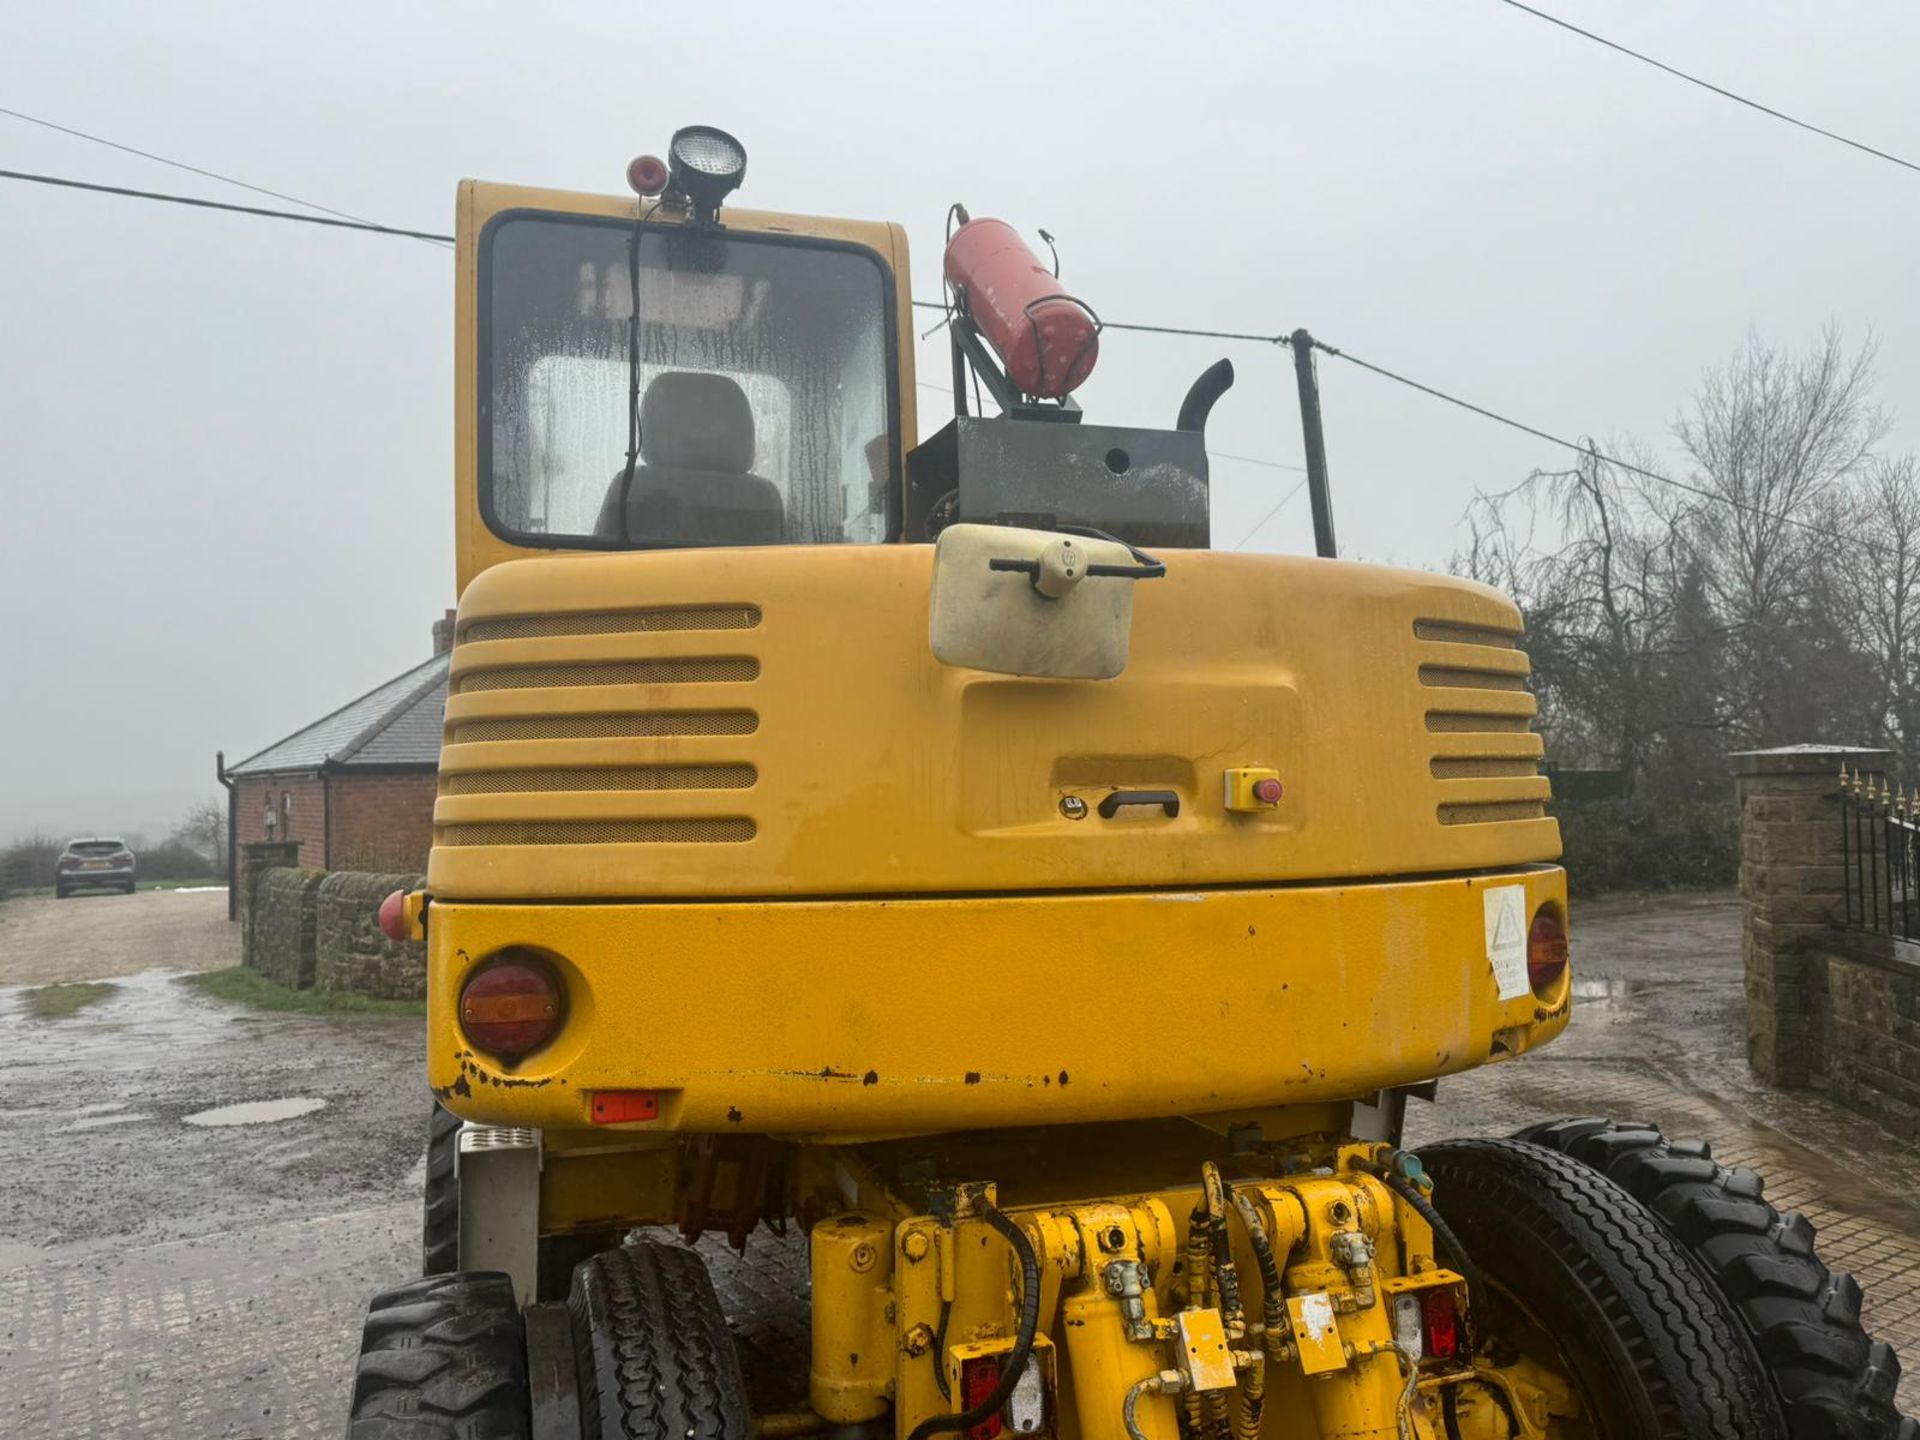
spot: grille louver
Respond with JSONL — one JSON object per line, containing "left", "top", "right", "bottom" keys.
{"left": 439, "top": 605, "right": 762, "bottom": 847}
{"left": 1414, "top": 617, "right": 1547, "bottom": 827}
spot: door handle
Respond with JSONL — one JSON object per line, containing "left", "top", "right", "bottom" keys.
{"left": 1098, "top": 789, "right": 1181, "bottom": 820}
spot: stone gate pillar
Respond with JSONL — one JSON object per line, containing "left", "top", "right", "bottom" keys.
{"left": 1730, "top": 744, "right": 1890, "bottom": 1086}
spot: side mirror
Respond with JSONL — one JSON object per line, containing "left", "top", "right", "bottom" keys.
{"left": 929, "top": 524, "right": 1160, "bottom": 679}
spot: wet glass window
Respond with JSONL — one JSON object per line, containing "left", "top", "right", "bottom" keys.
{"left": 483, "top": 214, "right": 894, "bottom": 548}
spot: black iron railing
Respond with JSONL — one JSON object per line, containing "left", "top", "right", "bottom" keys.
{"left": 1841, "top": 766, "right": 1920, "bottom": 939}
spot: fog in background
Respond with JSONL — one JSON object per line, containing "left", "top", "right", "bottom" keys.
{"left": 4, "top": 0, "right": 1919, "bottom": 840}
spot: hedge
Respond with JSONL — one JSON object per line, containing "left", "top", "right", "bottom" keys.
{"left": 1552, "top": 797, "right": 1739, "bottom": 897}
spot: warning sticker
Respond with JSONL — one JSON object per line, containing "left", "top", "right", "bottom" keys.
{"left": 1484, "top": 884, "right": 1530, "bottom": 1000}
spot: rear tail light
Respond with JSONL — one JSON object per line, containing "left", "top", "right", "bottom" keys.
{"left": 1420, "top": 1286, "right": 1461, "bottom": 1360}
{"left": 459, "top": 950, "right": 564, "bottom": 1061}
{"left": 1527, "top": 906, "right": 1569, "bottom": 997}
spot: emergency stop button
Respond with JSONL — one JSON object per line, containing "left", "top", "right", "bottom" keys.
{"left": 1224, "top": 767, "right": 1284, "bottom": 812}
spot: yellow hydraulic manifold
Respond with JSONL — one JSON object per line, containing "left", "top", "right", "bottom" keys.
{"left": 804, "top": 1145, "right": 1536, "bottom": 1440}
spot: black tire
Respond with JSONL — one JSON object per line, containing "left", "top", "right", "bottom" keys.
{"left": 54, "top": 885, "right": 67, "bottom": 899}
{"left": 423, "top": 1102, "right": 461, "bottom": 1276}
{"left": 568, "top": 1237, "right": 751, "bottom": 1440}
{"left": 1518, "top": 1117, "right": 1916, "bottom": 1440}
{"left": 1422, "top": 1137, "right": 1787, "bottom": 1439}
{"left": 346, "top": 1271, "right": 531, "bottom": 1439}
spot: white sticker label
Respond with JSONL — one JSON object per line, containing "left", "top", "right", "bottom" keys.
{"left": 1484, "top": 884, "right": 1530, "bottom": 1000}
{"left": 1299, "top": 1291, "right": 1337, "bottom": 1341}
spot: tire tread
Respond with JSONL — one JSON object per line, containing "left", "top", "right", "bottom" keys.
{"left": 1423, "top": 1137, "right": 1785, "bottom": 1438}
{"left": 347, "top": 1271, "right": 530, "bottom": 1439}
{"left": 569, "top": 1236, "right": 750, "bottom": 1440}
{"left": 1518, "top": 1117, "right": 1913, "bottom": 1440}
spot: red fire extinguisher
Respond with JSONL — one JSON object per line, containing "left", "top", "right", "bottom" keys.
{"left": 943, "top": 216, "right": 1100, "bottom": 399}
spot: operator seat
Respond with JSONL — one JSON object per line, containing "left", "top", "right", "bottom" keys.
{"left": 595, "top": 372, "right": 786, "bottom": 546}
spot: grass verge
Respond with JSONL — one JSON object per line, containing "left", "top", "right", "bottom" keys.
{"left": 179, "top": 967, "right": 422, "bottom": 1018}
{"left": 23, "top": 981, "right": 119, "bottom": 1020}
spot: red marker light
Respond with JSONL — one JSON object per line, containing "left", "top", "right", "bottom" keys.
{"left": 591, "top": 1090, "right": 661, "bottom": 1124}
{"left": 1252, "top": 778, "right": 1284, "bottom": 804}
{"left": 1421, "top": 1287, "right": 1461, "bottom": 1360}
{"left": 960, "top": 1355, "right": 1005, "bottom": 1440}
{"left": 626, "top": 154, "right": 669, "bottom": 197}
{"left": 377, "top": 889, "right": 410, "bottom": 943}
{"left": 1527, "top": 907, "right": 1570, "bottom": 997}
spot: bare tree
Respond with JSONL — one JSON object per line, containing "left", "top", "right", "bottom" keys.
{"left": 1457, "top": 440, "right": 1708, "bottom": 793}
{"left": 171, "top": 799, "right": 230, "bottom": 877}
{"left": 1674, "top": 324, "right": 1888, "bottom": 743}
{"left": 1836, "top": 455, "right": 1920, "bottom": 766}
{"left": 1452, "top": 325, "right": 1902, "bottom": 810}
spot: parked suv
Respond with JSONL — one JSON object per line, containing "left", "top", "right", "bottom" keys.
{"left": 55, "top": 837, "right": 137, "bottom": 897}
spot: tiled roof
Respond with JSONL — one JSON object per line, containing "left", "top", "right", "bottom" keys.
{"left": 228, "top": 653, "right": 448, "bottom": 776}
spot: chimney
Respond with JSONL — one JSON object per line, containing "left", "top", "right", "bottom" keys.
{"left": 432, "top": 607, "right": 457, "bottom": 655}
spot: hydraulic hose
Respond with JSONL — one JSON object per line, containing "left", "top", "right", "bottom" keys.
{"left": 1122, "top": 1375, "right": 1161, "bottom": 1440}
{"left": 905, "top": 1206, "right": 1041, "bottom": 1440}
{"left": 1228, "top": 1187, "right": 1283, "bottom": 1440}
{"left": 1199, "top": 1164, "right": 1242, "bottom": 1440}
{"left": 1359, "top": 1156, "right": 1487, "bottom": 1357}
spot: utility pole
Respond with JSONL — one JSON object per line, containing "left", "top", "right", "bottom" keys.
{"left": 1290, "top": 328, "right": 1337, "bottom": 558}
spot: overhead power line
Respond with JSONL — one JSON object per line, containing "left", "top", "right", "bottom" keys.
{"left": 1495, "top": 0, "right": 1920, "bottom": 177}
{"left": 1307, "top": 336, "right": 1896, "bottom": 558}
{"left": 0, "top": 104, "right": 453, "bottom": 247}
{"left": 910, "top": 298, "right": 1289, "bottom": 347}
{"left": 0, "top": 167, "right": 456, "bottom": 243}
{"left": 1231, "top": 478, "right": 1310, "bottom": 552}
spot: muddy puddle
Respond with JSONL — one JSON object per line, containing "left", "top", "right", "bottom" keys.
{"left": 183, "top": 1096, "right": 327, "bottom": 1127}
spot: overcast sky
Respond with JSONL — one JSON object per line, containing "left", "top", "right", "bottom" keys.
{"left": 5, "top": 1, "right": 1919, "bottom": 841}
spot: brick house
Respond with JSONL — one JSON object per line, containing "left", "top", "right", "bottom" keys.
{"left": 221, "top": 615, "right": 451, "bottom": 911}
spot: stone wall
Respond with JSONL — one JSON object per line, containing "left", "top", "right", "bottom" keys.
{"left": 314, "top": 870, "right": 427, "bottom": 999}
{"left": 1822, "top": 940, "right": 1920, "bottom": 1142}
{"left": 249, "top": 867, "right": 327, "bottom": 989}
{"left": 1734, "top": 743, "right": 1920, "bottom": 1141}
{"left": 238, "top": 841, "right": 300, "bottom": 958}
{"left": 241, "top": 862, "right": 427, "bottom": 1000}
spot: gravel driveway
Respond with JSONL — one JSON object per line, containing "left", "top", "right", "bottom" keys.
{"left": 0, "top": 889, "right": 235, "bottom": 985}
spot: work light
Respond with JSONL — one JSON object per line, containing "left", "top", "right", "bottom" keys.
{"left": 668, "top": 125, "right": 748, "bottom": 222}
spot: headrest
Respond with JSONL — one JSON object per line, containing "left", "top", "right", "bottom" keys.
{"left": 640, "top": 372, "right": 756, "bottom": 473}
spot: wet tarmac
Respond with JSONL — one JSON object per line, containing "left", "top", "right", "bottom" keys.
{"left": 0, "top": 965, "right": 422, "bottom": 1438}
{"left": 0, "top": 888, "right": 1914, "bottom": 1436}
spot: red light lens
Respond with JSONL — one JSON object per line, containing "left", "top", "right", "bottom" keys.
{"left": 1421, "top": 1287, "right": 1461, "bottom": 1360}
{"left": 961, "top": 1355, "right": 1004, "bottom": 1440}
{"left": 377, "top": 889, "right": 410, "bottom": 943}
{"left": 626, "top": 154, "right": 669, "bottom": 197}
{"left": 459, "top": 952, "right": 563, "bottom": 1060}
{"left": 591, "top": 1090, "right": 660, "bottom": 1124}
{"left": 1527, "top": 907, "right": 1570, "bottom": 996}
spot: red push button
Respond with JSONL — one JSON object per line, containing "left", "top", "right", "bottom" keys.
{"left": 1252, "top": 778, "right": 1284, "bottom": 804}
